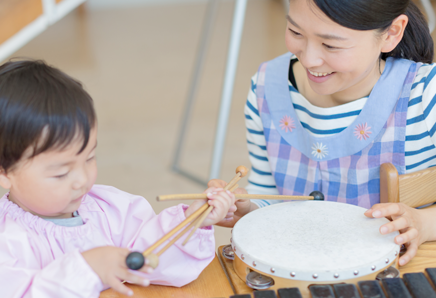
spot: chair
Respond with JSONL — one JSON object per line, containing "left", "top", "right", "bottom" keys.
{"left": 380, "top": 163, "right": 436, "bottom": 207}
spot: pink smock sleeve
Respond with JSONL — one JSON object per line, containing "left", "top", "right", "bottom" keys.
{"left": 0, "top": 219, "right": 102, "bottom": 298}
{"left": 88, "top": 185, "right": 215, "bottom": 287}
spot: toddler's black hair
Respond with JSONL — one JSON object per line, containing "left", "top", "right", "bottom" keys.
{"left": 0, "top": 59, "right": 96, "bottom": 172}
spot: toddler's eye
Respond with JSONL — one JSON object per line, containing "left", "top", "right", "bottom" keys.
{"left": 87, "top": 156, "right": 95, "bottom": 162}
{"left": 55, "top": 173, "right": 68, "bottom": 179}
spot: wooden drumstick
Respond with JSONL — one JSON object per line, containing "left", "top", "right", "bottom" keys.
{"left": 182, "top": 166, "right": 248, "bottom": 245}
{"left": 229, "top": 184, "right": 239, "bottom": 193}
{"left": 155, "top": 214, "right": 204, "bottom": 257}
{"left": 125, "top": 202, "right": 209, "bottom": 270}
{"left": 158, "top": 193, "right": 314, "bottom": 201}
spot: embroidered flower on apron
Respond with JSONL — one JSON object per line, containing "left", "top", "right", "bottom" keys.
{"left": 312, "top": 142, "right": 328, "bottom": 159}
{"left": 354, "top": 123, "right": 372, "bottom": 140}
{"left": 279, "top": 115, "right": 295, "bottom": 132}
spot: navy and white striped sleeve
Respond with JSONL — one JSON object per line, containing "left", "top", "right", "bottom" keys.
{"left": 244, "top": 73, "right": 282, "bottom": 207}
{"left": 405, "top": 64, "right": 436, "bottom": 172}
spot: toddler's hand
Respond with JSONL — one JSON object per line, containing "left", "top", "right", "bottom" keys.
{"left": 185, "top": 186, "right": 235, "bottom": 227}
{"left": 82, "top": 246, "right": 153, "bottom": 296}
{"left": 207, "top": 179, "right": 258, "bottom": 227}
{"left": 364, "top": 203, "right": 435, "bottom": 266}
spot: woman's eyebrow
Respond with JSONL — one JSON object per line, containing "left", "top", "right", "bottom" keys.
{"left": 286, "top": 15, "right": 348, "bottom": 41}
{"left": 286, "top": 15, "right": 301, "bottom": 29}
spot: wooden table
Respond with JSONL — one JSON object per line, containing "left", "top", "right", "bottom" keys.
{"left": 99, "top": 255, "right": 233, "bottom": 298}
{"left": 218, "top": 242, "right": 436, "bottom": 297}
{"left": 99, "top": 242, "right": 436, "bottom": 298}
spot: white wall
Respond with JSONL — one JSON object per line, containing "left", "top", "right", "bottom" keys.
{"left": 87, "top": 0, "right": 207, "bottom": 9}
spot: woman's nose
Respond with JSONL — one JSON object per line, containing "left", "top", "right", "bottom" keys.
{"left": 299, "top": 44, "right": 323, "bottom": 69}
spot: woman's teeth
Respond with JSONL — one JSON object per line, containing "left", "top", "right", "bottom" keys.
{"left": 308, "top": 70, "right": 333, "bottom": 77}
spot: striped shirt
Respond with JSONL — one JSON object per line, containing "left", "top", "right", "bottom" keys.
{"left": 245, "top": 56, "right": 436, "bottom": 206}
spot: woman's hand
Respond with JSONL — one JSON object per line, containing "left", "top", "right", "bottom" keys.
{"left": 206, "top": 179, "right": 259, "bottom": 227}
{"left": 364, "top": 203, "right": 436, "bottom": 266}
{"left": 82, "top": 246, "right": 153, "bottom": 296}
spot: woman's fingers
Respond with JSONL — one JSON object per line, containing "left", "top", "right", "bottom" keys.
{"left": 367, "top": 203, "right": 405, "bottom": 218}
{"left": 394, "top": 228, "right": 419, "bottom": 245}
{"left": 380, "top": 216, "right": 410, "bottom": 234}
{"left": 399, "top": 241, "right": 419, "bottom": 266}
{"left": 207, "top": 179, "right": 227, "bottom": 188}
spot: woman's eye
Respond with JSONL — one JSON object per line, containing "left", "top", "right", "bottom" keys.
{"left": 289, "top": 28, "right": 301, "bottom": 36}
{"left": 323, "top": 43, "right": 337, "bottom": 49}
{"left": 87, "top": 156, "right": 95, "bottom": 162}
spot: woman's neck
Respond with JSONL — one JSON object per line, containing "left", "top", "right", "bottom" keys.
{"left": 293, "top": 59, "right": 386, "bottom": 108}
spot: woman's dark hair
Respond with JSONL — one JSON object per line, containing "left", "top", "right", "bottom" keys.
{"left": 0, "top": 59, "right": 96, "bottom": 172}
{"left": 312, "top": 0, "right": 434, "bottom": 63}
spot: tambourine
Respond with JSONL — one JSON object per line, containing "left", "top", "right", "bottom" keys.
{"left": 225, "top": 201, "right": 400, "bottom": 296}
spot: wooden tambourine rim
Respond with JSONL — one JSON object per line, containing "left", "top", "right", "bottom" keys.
{"left": 232, "top": 244, "right": 399, "bottom": 282}
{"left": 233, "top": 255, "right": 399, "bottom": 293}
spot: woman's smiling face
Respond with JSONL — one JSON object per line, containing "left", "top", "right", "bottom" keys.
{"left": 285, "top": 0, "right": 396, "bottom": 100}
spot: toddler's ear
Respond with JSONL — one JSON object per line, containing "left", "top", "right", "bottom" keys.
{"left": 0, "top": 168, "right": 11, "bottom": 189}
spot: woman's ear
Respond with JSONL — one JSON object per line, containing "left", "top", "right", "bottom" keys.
{"left": 380, "top": 14, "right": 408, "bottom": 53}
{"left": 0, "top": 168, "right": 12, "bottom": 189}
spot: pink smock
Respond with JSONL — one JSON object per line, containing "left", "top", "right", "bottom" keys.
{"left": 0, "top": 185, "right": 215, "bottom": 297}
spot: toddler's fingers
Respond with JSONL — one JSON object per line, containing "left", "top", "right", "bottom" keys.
{"left": 394, "top": 228, "right": 419, "bottom": 245}
{"left": 208, "top": 190, "right": 233, "bottom": 205}
{"left": 398, "top": 242, "right": 418, "bottom": 266}
{"left": 138, "top": 265, "right": 154, "bottom": 274}
{"left": 208, "top": 196, "right": 227, "bottom": 210}
{"left": 108, "top": 276, "right": 135, "bottom": 296}
{"left": 379, "top": 216, "right": 410, "bottom": 234}
{"left": 205, "top": 187, "right": 224, "bottom": 196}
{"left": 119, "top": 270, "right": 150, "bottom": 287}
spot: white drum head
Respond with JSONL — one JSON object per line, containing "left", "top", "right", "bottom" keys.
{"left": 232, "top": 201, "right": 399, "bottom": 282}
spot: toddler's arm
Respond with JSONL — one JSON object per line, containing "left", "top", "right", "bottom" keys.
{"left": 364, "top": 203, "right": 436, "bottom": 265}
{"left": 0, "top": 249, "right": 102, "bottom": 298}
{"left": 89, "top": 185, "right": 218, "bottom": 287}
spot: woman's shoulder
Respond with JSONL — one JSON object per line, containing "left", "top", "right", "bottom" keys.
{"left": 414, "top": 62, "right": 436, "bottom": 86}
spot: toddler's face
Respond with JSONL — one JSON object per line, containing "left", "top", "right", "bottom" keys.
{"left": 285, "top": 0, "right": 390, "bottom": 98}
{"left": 0, "top": 128, "right": 98, "bottom": 219}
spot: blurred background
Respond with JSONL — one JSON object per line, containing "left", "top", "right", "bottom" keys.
{"left": 0, "top": 0, "right": 435, "bottom": 248}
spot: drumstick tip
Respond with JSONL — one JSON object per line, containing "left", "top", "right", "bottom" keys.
{"left": 309, "top": 191, "right": 324, "bottom": 201}
{"left": 236, "top": 166, "right": 248, "bottom": 177}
